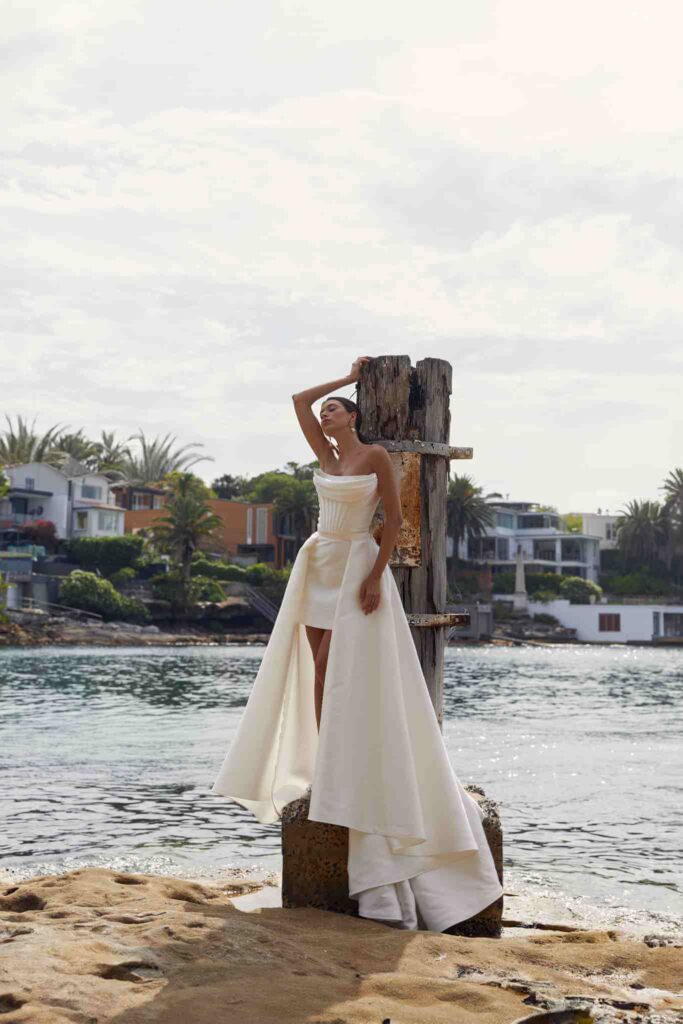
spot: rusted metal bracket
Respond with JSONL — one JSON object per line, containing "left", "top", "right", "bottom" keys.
{"left": 368, "top": 439, "right": 473, "bottom": 460}
{"left": 406, "top": 612, "right": 471, "bottom": 629}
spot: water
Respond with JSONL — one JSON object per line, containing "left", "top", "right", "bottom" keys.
{"left": 1, "top": 644, "right": 681, "bottom": 934}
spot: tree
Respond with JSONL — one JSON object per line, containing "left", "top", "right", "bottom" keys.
{"left": 0, "top": 415, "right": 66, "bottom": 466}
{"left": 446, "top": 474, "right": 496, "bottom": 586}
{"left": 121, "top": 432, "right": 213, "bottom": 486}
{"left": 561, "top": 513, "right": 583, "bottom": 534}
{"left": 273, "top": 477, "right": 318, "bottom": 555}
{"left": 559, "top": 575, "right": 603, "bottom": 604}
{"left": 18, "top": 519, "right": 57, "bottom": 552}
{"left": 95, "top": 430, "right": 134, "bottom": 473}
{"left": 149, "top": 473, "right": 222, "bottom": 608}
{"left": 0, "top": 470, "right": 8, "bottom": 499}
{"left": 51, "top": 430, "right": 103, "bottom": 470}
{"left": 661, "top": 466, "right": 683, "bottom": 555}
{"left": 211, "top": 473, "right": 252, "bottom": 500}
{"left": 615, "top": 499, "right": 671, "bottom": 564}
{"left": 281, "top": 460, "right": 317, "bottom": 481}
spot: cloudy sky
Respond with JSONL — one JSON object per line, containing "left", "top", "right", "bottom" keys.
{"left": 4, "top": 0, "right": 682, "bottom": 513}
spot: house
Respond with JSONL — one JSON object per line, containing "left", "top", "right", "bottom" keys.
{"left": 579, "top": 512, "right": 619, "bottom": 550}
{"left": 111, "top": 482, "right": 166, "bottom": 512}
{"left": 526, "top": 598, "right": 683, "bottom": 644}
{"left": 0, "top": 462, "right": 125, "bottom": 547}
{"left": 457, "top": 501, "right": 602, "bottom": 583}
{"left": 121, "top": 498, "right": 298, "bottom": 569}
{"left": 121, "top": 493, "right": 303, "bottom": 569}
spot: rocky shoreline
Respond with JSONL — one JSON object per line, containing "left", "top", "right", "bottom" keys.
{"left": 1, "top": 867, "right": 681, "bottom": 1023}
{"left": 0, "top": 613, "right": 270, "bottom": 648}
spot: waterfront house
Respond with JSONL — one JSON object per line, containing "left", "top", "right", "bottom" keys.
{"left": 0, "top": 462, "right": 125, "bottom": 548}
{"left": 121, "top": 498, "right": 297, "bottom": 569}
{"left": 526, "top": 598, "right": 683, "bottom": 644}
{"left": 457, "top": 501, "right": 602, "bottom": 583}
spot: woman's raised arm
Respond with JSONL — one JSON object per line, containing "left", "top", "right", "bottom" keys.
{"left": 291, "top": 357, "right": 371, "bottom": 461}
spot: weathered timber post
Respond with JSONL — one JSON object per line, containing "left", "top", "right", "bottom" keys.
{"left": 357, "top": 354, "right": 471, "bottom": 726}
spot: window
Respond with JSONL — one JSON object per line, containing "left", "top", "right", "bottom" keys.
{"left": 97, "top": 512, "right": 118, "bottom": 531}
{"left": 256, "top": 507, "right": 268, "bottom": 544}
{"left": 246, "top": 507, "right": 253, "bottom": 544}
{"left": 663, "top": 613, "right": 683, "bottom": 638}
{"left": 599, "top": 613, "right": 621, "bottom": 632}
{"left": 75, "top": 510, "right": 88, "bottom": 531}
{"left": 653, "top": 611, "right": 660, "bottom": 638}
{"left": 132, "top": 493, "right": 152, "bottom": 510}
{"left": 25, "top": 477, "right": 35, "bottom": 490}
{"left": 496, "top": 512, "right": 515, "bottom": 529}
{"left": 82, "top": 484, "right": 103, "bottom": 500}
{"left": 496, "top": 538, "right": 510, "bottom": 560}
{"left": 561, "top": 540, "right": 582, "bottom": 562}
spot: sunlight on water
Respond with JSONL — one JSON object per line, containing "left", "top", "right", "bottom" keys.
{"left": 1, "top": 643, "right": 681, "bottom": 934}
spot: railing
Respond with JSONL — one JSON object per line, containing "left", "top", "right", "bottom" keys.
{"left": 243, "top": 585, "right": 280, "bottom": 624}
{"left": 18, "top": 596, "right": 103, "bottom": 621}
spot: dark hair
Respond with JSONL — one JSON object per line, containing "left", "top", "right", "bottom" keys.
{"left": 320, "top": 395, "right": 369, "bottom": 445}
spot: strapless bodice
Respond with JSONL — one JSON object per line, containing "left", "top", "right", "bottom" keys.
{"left": 313, "top": 469, "right": 380, "bottom": 538}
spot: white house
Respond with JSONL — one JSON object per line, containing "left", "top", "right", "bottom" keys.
{"left": 579, "top": 512, "right": 619, "bottom": 551}
{"left": 527, "top": 598, "right": 683, "bottom": 644}
{"left": 458, "top": 501, "right": 602, "bottom": 583}
{"left": 0, "top": 462, "right": 125, "bottom": 544}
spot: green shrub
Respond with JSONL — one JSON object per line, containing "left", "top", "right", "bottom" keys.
{"left": 192, "top": 575, "right": 227, "bottom": 602}
{"left": 191, "top": 559, "right": 245, "bottom": 581}
{"left": 150, "top": 571, "right": 225, "bottom": 606}
{"left": 494, "top": 570, "right": 562, "bottom": 596}
{"left": 533, "top": 589, "right": 560, "bottom": 604}
{"left": 109, "top": 566, "right": 137, "bottom": 587}
{"left": 60, "top": 570, "right": 149, "bottom": 623}
{"left": 559, "top": 575, "right": 603, "bottom": 604}
{"left": 605, "top": 573, "right": 673, "bottom": 597}
{"left": 67, "top": 535, "right": 144, "bottom": 576}
{"left": 244, "top": 562, "right": 271, "bottom": 585}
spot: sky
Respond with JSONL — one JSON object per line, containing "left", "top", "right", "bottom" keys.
{"left": 4, "top": 0, "right": 682, "bottom": 514}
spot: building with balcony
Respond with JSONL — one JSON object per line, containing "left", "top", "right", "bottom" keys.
{"left": 0, "top": 462, "right": 125, "bottom": 548}
{"left": 457, "top": 501, "right": 601, "bottom": 583}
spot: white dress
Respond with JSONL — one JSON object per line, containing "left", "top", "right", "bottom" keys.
{"left": 211, "top": 468, "right": 503, "bottom": 931}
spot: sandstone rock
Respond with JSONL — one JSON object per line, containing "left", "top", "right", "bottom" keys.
{"left": 281, "top": 784, "right": 504, "bottom": 936}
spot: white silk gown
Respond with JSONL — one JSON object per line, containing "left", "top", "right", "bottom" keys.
{"left": 211, "top": 468, "right": 503, "bottom": 931}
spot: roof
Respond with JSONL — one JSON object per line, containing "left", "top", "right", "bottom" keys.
{"left": 7, "top": 488, "right": 53, "bottom": 498}
{"left": 72, "top": 502, "right": 125, "bottom": 513}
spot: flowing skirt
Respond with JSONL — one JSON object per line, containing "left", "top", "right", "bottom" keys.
{"left": 211, "top": 529, "right": 503, "bottom": 931}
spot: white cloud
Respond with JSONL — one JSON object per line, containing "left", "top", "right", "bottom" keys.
{"left": 1, "top": 0, "right": 682, "bottom": 511}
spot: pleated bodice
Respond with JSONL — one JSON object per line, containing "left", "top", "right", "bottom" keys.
{"left": 313, "top": 469, "right": 380, "bottom": 538}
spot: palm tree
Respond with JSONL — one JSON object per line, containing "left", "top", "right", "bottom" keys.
{"left": 96, "top": 430, "right": 134, "bottom": 473}
{"left": 0, "top": 416, "right": 66, "bottom": 466}
{"left": 446, "top": 474, "right": 497, "bottom": 586}
{"left": 274, "top": 478, "right": 318, "bottom": 555}
{"left": 51, "top": 430, "right": 102, "bottom": 470}
{"left": 121, "top": 431, "right": 213, "bottom": 486}
{"left": 150, "top": 473, "right": 222, "bottom": 607}
{"left": 615, "top": 499, "right": 671, "bottom": 564}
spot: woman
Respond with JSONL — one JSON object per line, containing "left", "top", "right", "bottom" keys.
{"left": 211, "top": 357, "right": 503, "bottom": 932}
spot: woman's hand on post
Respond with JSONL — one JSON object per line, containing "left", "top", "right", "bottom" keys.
{"left": 349, "top": 356, "right": 372, "bottom": 382}
{"left": 359, "top": 575, "right": 381, "bottom": 615}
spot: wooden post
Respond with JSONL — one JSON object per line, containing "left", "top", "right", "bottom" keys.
{"left": 358, "top": 355, "right": 452, "bottom": 726}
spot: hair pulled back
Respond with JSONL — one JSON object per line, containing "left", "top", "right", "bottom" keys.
{"left": 321, "top": 395, "right": 369, "bottom": 446}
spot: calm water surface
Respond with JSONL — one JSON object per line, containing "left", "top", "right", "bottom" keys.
{"left": 1, "top": 644, "right": 681, "bottom": 932}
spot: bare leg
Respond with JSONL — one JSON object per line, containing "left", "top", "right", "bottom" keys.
{"left": 305, "top": 625, "right": 332, "bottom": 731}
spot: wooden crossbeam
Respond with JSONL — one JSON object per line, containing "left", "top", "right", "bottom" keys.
{"left": 367, "top": 439, "right": 473, "bottom": 459}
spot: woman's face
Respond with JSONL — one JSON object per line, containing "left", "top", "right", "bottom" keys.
{"left": 320, "top": 400, "right": 354, "bottom": 436}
